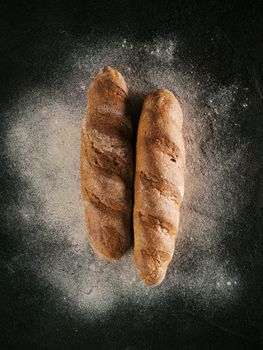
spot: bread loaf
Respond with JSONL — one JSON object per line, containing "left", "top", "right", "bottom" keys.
{"left": 134, "top": 89, "right": 185, "bottom": 286}
{"left": 80, "top": 66, "right": 133, "bottom": 260}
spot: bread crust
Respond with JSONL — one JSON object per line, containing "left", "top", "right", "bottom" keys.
{"left": 134, "top": 89, "right": 185, "bottom": 286}
{"left": 80, "top": 66, "right": 133, "bottom": 260}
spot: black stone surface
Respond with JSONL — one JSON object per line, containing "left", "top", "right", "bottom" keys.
{"left": 1, "top": 1, "right": 263, "bottom": 349}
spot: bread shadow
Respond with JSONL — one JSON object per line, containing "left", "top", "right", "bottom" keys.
{"left": 126, "top": 91, "right": 145, "bottom": 142}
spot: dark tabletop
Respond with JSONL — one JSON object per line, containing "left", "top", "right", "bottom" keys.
{"left": 0, "top": 1, "right": 263, "bottom": 349}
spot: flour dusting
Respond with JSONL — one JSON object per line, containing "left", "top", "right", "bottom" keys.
{"left": 5, "top": 34, "right": 251, "bottom": 319}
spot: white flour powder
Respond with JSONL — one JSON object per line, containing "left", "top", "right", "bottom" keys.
{"left": 5, "top": 34, "right": 251, "bottom": 319}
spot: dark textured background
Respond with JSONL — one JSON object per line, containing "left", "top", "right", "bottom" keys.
{"left": 1, "top": 1, "right": 263, "bottom": 349}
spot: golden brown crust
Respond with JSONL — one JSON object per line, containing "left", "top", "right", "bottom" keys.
{"left": 134, "top": 89, "right": 185, "bottom": 286}
{"left": 80, "top": 66, "right": 133, "bottom": 260}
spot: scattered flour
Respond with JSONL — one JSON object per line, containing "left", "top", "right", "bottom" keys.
{"left": 4, "top": 34, "right": 251, "bottom": 319}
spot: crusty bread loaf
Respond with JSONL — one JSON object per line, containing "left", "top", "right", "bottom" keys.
{"left": 80, "top": 66, "right": 133, "bottom": 260}
{"left": 134, "top": 89, "right": 185, "bottom": 286}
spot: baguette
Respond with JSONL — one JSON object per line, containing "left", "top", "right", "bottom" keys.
{"left": 80, "top": 66, "right": 133, "bottom": 260}
{"left": 134, "top": 89, "right": 185, "bottom": 286}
